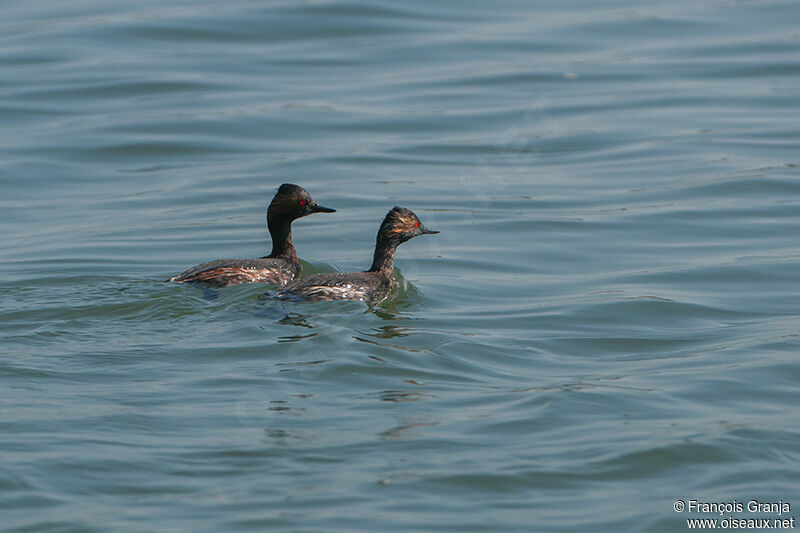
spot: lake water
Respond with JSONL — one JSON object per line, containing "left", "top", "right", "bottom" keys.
{"left": 2, "top": 0, "right": 799, "bottom": 531}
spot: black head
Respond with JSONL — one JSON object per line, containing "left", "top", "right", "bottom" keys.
{"left": 377, "top": 206, "right": 439, "bottom": 244}
{"left": 267, "top": 183, "right": 336, "bottom": 222}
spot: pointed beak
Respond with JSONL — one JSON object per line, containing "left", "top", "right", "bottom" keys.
{"left": 420, "top": 226, "right": 439, "bottom": 235}
{"left": 312, "top": 204, "right": 336, "bottom": 213}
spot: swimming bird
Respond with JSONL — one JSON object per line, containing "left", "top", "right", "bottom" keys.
{"left": 167, "top": 184, "right": 335, "bottom": 287}
{"left": 273, "top": 206, "right": 437, "bottom": 303}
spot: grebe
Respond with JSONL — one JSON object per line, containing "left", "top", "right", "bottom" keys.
{"left": 273, "top": 207, "right": 437, "bottom": 303}
{"left": 167, "top": 184, "right": 335, "bottom": 287}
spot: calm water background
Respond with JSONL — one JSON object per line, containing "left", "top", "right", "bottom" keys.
{"left": 2, "top": 0, "right": 799, "bottom": 531}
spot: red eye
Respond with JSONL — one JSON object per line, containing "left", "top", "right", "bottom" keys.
{"left": 299, "top": 200, "right": 305, "bottom": 206}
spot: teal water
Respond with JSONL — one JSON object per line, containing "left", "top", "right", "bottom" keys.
{"left": 2, "top": 0, "right": 799, "bottom": 531}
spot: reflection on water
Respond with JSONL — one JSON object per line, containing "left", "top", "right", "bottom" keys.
{"left": 379, "top": 418, "right": 438, "bottom": 439}
{"left": 357, "top": 324, "right": 413, "bottom": 340}
{"left": 378, "top": 390, "right": 427, "bottom": 403}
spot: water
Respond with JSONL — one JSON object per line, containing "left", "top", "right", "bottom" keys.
{"left": 2, "top": 0, "right": 799, "bottom": 531}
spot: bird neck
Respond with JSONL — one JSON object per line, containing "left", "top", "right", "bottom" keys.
{"left": 267, "top": 217, "right": 297, "bottom": 260}
{"left": 368, "top": 237, "right": 398, "bottom": 278}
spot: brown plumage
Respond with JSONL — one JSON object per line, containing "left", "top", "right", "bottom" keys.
{"left": 167, "top": 184, "right": 335, "bottom": 288}
{"left": 273, "top": 207, "right": 438, "bottom": 303}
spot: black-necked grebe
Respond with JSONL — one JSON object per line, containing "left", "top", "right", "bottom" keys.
{"left": 167, "top": 184, "right": 335, "bottom": 288}
{"left": 273, "top": 207, "right": 438, "bottom": 303}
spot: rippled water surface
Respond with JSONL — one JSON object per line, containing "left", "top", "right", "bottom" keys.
{"left": 2, "top": 0, "right": 799, "bottom": 531}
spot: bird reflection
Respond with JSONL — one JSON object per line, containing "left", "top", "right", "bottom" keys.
{"left": 379, "top": 417, "right": 438, "bottom": 440}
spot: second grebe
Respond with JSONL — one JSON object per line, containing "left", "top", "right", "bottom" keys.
{"left": 272, "top": 207, "right": 437, "bottom": 303}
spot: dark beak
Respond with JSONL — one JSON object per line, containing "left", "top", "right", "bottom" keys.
{"left": 420, "top": 226, "right": 439, "bottom": 235}
{"left": 312, "top": 204, "right": 336, "bottom": 213}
